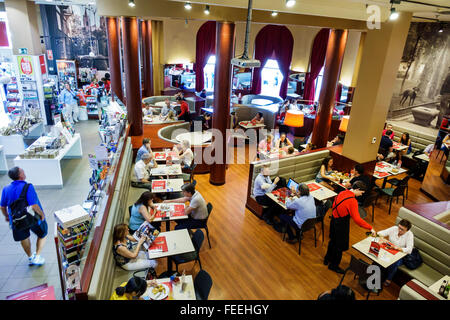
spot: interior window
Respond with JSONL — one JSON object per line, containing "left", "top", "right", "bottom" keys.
{"left": 260, "top": 59, "right": 283, "bottom": 97}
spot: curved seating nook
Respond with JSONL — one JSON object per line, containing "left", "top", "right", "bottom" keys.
{"left": 157, "top": 122, "right": 212, "bottom": 174}
{"left": 240, "top": 94, "right": 283, "bottom": 106}
{"left": 233, "top": 104, "right": 279, "bottom": 131}
{"left": 142, "top": 95, "right": 196, "bottom": 115}
{"left": 395, "top": 206, "right": 450, "bottom": 287}
{"left": 246, "top": 148, "right": 331, "bottom": 218}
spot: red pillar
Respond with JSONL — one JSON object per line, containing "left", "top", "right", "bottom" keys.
{"left": 122, "top": 16, "right": 143, "bottom": 136}
{"left": 311, "top": 29, "right": 348, "bottom": 148}
{"left": 209, "top": 21, "right": 235, "bottom": 186}
{"left": 141, "top": 20, "right": 154, "bottom": 98}
{"left": 106, "top": 17, "right": 124, "bottom": 103}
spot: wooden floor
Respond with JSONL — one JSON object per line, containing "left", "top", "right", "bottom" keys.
{"left": 151, "top": 144, "right": 434, "bottom": 300}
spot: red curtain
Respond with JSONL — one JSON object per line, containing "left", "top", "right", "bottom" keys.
{"left": 251, "top": 25, "right": 293, "bottom": 99}
{"left": 0, "top": 22, "right": 9, "bottom": 47}
{"left": 195, "top": 21, "right": 217, "bottom": 92}
{"left": 303, "top": 28, "right": 330, "bottom": 104}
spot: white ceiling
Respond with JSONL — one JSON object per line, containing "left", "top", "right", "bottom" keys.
{"left": 169, "top": 0, "right": 450, "bottom": 22}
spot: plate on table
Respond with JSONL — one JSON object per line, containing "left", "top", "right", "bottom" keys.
{"left": 148, "top": 284, "right": 169, "bottom": 300}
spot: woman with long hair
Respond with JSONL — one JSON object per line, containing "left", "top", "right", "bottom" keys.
{"left": 315, "top": 157, "right": 335, "bottom": 189}
{"left": 129, "top": 191, "right": 160, "bottom": 234}
{"left": 110, "top": 276, "right": 148, "bottom": 300}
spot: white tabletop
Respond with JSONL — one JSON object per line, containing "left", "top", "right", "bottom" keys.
{"left": 238, "top": 121, "right": 266, "bottom": 129}
{"left": 428, "top": 275, "right": 450, "bottom": 300}
{"left": 392, "top": 142, "right": 409, "bottom": 151}
{"left": 153, "top": 151, "right": 180, "bottom": 162}
{"left": 154, "top": 101, "right": 179, "bottom": 108}
{"left": 352, "top": 236, "right": 407, "bottom": 269}
{"left": 150, "top": 164, "right": 182, "bottom": 176}
{"left": 143, "top": 115, "right": 180, "bottom": 125}
{"left": 414, "top": 153, "right": 430, "bottom": 162}
{"left": 373, "top": 161, "right": 407, "bottom": 180}
{"left": 143, "top": 275, "right": 196, "bottom": 300}
{"left": 147, "top": 229, "right": 195, "bottom": 259}
{"left": 175, "top": 131, "right": 212, "bottom": 145}
{"left": 304, "top": 180, "right": 338, "bottom": 201}
{"left": 152, "top": 203, "right": 188, "bottom": 222}
{"left": 151, "top": 178, "right": 185, "bottom": 193}
{"left": 251, "top": 98, "right": 273, "bottom": 106}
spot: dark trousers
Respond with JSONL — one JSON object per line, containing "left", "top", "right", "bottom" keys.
{"left": 175, "top": 217, "right": 205, "bottom": 230}
{"left": 279, "top": 213, "right": 299, "bottom": 240}
{"left": 324, "top": 239, "right": 343, "bottom": 268}
{"left": 255, "top": 195, "right": 275, "bottom": 221}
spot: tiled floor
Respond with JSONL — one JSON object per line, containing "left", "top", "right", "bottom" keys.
{"left": 0, "top": 120, "right": 100, "bottom": 300}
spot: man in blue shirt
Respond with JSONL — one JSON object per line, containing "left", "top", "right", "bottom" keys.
{"left": 136, "top": 138, "right": 153, "bottom": 163}
{"left": 253, "top": 165, "right": 280, "bottom": 225}
{"left": 280, "top": 183, "right": 316, "bottom": 243}
{"left": 1, "top": 167, "right": 47, "bottom": 266}
{"left": 58, "top": 82, "right": 79, "bottom": 124}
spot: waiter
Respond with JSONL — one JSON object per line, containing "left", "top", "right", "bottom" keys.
{"left": 324, "top": 181, "right": 376, "bottom": 274}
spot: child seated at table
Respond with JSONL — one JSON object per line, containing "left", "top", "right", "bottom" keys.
{"left": 112, "top": 223, "right": 158, "bottom": 271}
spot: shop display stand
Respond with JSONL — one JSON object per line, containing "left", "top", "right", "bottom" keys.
{"left": 5, "top": 79, "right": 20, "bottom": 113}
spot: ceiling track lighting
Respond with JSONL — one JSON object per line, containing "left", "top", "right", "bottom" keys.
{"left": 184, "top": 2, "right": 192, "bottom": 10}
{"left": 286, "top": 0, "right": 296, "bottom": 8}
{"left": 128, "top": 0, "right": 135, "bottom": 8}
{"left": 389, "top": 1, "right": 399, "bottom": 21}
{"left": 271, "top": 11, "right": 278, "bottom": 17}
{"left": 204, "top": 5, "right": 210, "bottom": 15}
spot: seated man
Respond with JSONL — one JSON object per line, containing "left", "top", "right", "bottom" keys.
{"left": 327, "top": 133, "right": 345, "bottom": 147}
{"left": 131, "top": 153, "right": 157, "bottom": 189}
{"left": 142, "top": 104, "right": 154, "bottom": 117}
{"left": 136, "top": 138, "right": 153, "bottom": 163}
{"left": 252, "top": 164, "right": 280, "bottom": 225}
{"left": 379, "top": 130, "right": 395, "bottom": 161}
{"left": 190, "top": 112, "right": 211, "bottom": 132}
{"left": 279, "top": 183, "right": 316, "bottom": 243}
{"left": 163, "top": 183, "right": 208, "bottom": 230}
{"left": 382, "top": 124, "right": 395, "bottom": 139}
{"left": 160, "top": 99, "right": 173, "bottom": 117}
{"left": 344, "top": 164, "right": 371, "bottom": 201}
{"left": 377, "top": 219, "right": 414, "bottom": 287}
{"left": 423, "top": 143, "right": 435, "bottom": 157}
{"left": 199, "top": 89, "right": 207, "bottom": 99}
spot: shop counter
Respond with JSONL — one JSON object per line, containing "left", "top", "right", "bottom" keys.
{"left": 13, "top": 133, "right": 83, "bottom": 188}
{"left": 0, "top": 122, "right": 45, "bottom": 156}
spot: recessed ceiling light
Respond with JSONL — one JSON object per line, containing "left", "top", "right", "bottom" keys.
{"left": 286, "top": 0, "right": 296, "bottom": 7}
{"left": 204, "top": 5, "right": 210, "bottom": 15}
{"left": 128, "top": 0, "right": 135, "bottom": 8}
{"left": 185, "top": 2, "right": 192, "bottom": 10}
{"left": 271, "top": 11, "right": 278, "bottom": 17}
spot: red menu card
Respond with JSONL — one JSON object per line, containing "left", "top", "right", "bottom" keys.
{"left": 148, "top": 236, "right": 168, "bottom": 252}
{"left": 154, "top": 153, "right": 166, "bottom": 160}
{"left": 375, "top": 171, "right": 389, "bottom": 178}
{"left": 152, "top": 180, "right": 166, "bottom": 190}
{"left": 380, "top": 241, "right": 399, "bottom": 255}
{"left": 376, "top": 162, "right": 389, "bottom": 169}
{"left": 307, "top": 183, "right": 321, "bottom": 192}
{"left": 369, "top": 241, "right": 381, "bottom": 258}
{"left": 172, "top": 204, "right": 185, "bottom": 217}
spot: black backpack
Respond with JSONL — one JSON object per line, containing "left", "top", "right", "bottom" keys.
{"left": 403, "top": 248, "right": 423, "bottom": 270}
{"left": 10, "top": 184, "right": 38, "bottom": 230}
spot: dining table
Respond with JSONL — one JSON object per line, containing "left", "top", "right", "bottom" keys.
{"left": 352, "top": 236, "right": 407, "bottom": 269}
{"left": 151, "top": 178, "right": 185, "bottom": 193}
{"left": 175, "top": 131, "right": 212, "bottom": 145}
{"left": 147, "top": 229, "right": 195, "bottom": 272}
{"left": 152, "top": 202, "right": 188, "bottom": 231}
{"left": 149, "top": 164, "right": 183, "bottom": 176}
{"left": 153, "top": 150, "right": 180, "bottom": 162}
{"left": 143, "top": 275, "right": 196, "bottom": 300}
{"left": 392, "top": 141, "right": 409, "bottom": 152}
{"left": 153, "top": 101, "right": 180, "bottom": 108}
{"left": 373, "top": 161, "right": 408, "bottom": 188}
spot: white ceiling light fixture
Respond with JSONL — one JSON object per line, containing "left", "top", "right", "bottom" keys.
{"left": 204, "top": 5, "right": 210, "bottom": 15}
{"left": 271, "top": 11, "right": 278, "bottom": 17}
{"left": 286, "top": 0, "right": 296, "bottom": 8}
{"left": 389, "top": 1, "right": 399, "bottom": 20}
{"left": 184, "top": 2, "right": 192, "bottom": 10}
{"left": 128, "top": 0, "right": 135, "bottom": 8}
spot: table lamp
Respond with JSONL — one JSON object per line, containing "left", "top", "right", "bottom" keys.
{"left": 339, "top": 115, "right": 349, "bottom": 132}
{"left": 283, "top": 110, "right": 304, "bottom": 127}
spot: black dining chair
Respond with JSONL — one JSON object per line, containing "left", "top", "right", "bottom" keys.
{"left": 385, "top": 175, "right": 410, "bottom": 200}
{"left": 361, "top": 190, "right": 379, "bottom": 222}
{"left": 194, "top": 270, "right": 213, "bottom": 300}
{"left": 315, "top": 200, "right": 332, "bottom": 243}
{"left": 339, "top": 255, "right": 383, "bottom": 300}
{"left": 377, "top": 184, "right": 407, "bottom": 215}
{"left": 282, "top": 218, "right": 316, "bottom": 255}
{"left": 195, "top": 203, "right": 213, "bottom": 248}
{"left": 171, "top": 229, "right": 204, "bottom": 272}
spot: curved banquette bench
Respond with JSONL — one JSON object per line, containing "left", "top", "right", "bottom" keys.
{"left": 246, "top": 149, "right": 331, "bottom": 217}
{"left": 157, "top": 122, "right": 212, "bottom": 174}
{"left": 398, "top": 279, "right": 445, "bottom": 300}
{"left": 241, "top": 94, "right": 283, "bottom": 106}
{"left": 394, "top": 206, "right": 450, "bottom": 287}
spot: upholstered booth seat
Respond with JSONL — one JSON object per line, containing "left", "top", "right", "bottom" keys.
{"left": 233, "top": 104, "right": 279, "bottom": 130}
{"left": 395, "top": 207, "right": 450, "bottom": 287}
{"left": 398, "top": 279, "right": 445, "bottom": 300}
{"left": 240, "top": 94, "right": 283, "bottom": 106}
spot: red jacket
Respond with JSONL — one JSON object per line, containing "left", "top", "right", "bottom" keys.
{"left": 178, "top": 101, "right": 189, "bottom": 118}
{"left": 332, "top": 190, "right": 372, "bottom": 230}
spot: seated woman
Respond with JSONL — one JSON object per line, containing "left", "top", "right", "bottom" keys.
{"left": 112, "top": 223, "right": 158, "bottom": 271}
{"left": 315, "top": 157, "right": 335, "bottom": 188}
{"left": 440, "top": 133, "right": 449, "bottom": 158}
{"left": 276, "top": 105, "right": 289, "bottom": 134}
{"left": 327, "top": 133, "right": 345, "bottom": 147}
{"left": 251, "top": 112, "right": 264, "bottom": 125}
{"left": 179, "top": 139, "right": 194, "bottom": 169}
{"left": 376, "top": 219, "right": 414, "bottom": 287}
{"left": 397, "top": 132, "right": 412, "bottom": 162}
{"left": 258, "top": 134, "right": 274, "bottom": 159}
{"left": 110, "top": 276, "right": 148, "bottom": 300}
{"left": 304, "top": 143, "right": 316, "bottom": 152}
{"left": 275, "top": 132, "right": 293, "bottom": 150}
{"left": 129, "top": 191, "right": 161, "bottom": 234}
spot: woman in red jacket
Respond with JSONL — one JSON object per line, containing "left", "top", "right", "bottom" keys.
{"left": 176, "top": 96, "right": 190, "bottom": 122}
{"left": 324, "top": 180, "right": 376, "bottom": 274}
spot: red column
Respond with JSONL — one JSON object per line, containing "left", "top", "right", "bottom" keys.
{"left": 209, "top": 21, "right": 235, "bottom": 186}
{"left": 311, "top": 29, "right": 348, "bottom": 148}
{"left": 106, "top": 17, "right": 124, "bottom": 103}
{"left": 122, "top": 16, "right": 143, "bottom": 136}
{"left": 141, "top": 20, "right": 154, "bottom": 98}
